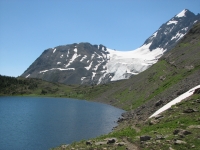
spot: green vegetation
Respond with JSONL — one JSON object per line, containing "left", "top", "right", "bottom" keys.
{"left": 0, "top": 75, "right": 86, "bottom": 98}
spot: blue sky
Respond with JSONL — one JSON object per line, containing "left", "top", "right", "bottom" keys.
{"left": 0, "top": 0, "right": 199, "bottom": 77}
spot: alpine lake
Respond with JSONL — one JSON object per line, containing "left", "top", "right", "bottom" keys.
{"left": 0, "top": 96, "right": 124, "bottom": 150}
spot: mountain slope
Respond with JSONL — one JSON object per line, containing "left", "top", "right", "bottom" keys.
{"left": 144, "top": 9, "right": 200, "bottom": 51}
{"left": 21, "top": 9, "right": 200, "bottom": 85}
{"left": 89, "top": 22, "right": 200, "bottom": 122}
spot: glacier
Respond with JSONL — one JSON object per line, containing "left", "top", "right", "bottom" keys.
{"left": 104, "top": 43, "right": 166, "bottom": 82}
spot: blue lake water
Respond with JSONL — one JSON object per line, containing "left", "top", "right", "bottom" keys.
{"left": 0, "top": 97, "right": 124, "bottom": 150}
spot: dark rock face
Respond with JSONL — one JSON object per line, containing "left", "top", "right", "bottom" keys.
{"left": 140, "top": 135, "right": 151, "bottom": 141}
{"left": 143, "top": 9, "right": 200, "bottom": 51}
{"left": 193, "top": 88, "right": 200, "bottom": 94}
{"left": 21, "top": 43, "right": 112, "bottom": 85}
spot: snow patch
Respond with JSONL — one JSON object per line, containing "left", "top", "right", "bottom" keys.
{"left": 80, "top": 55, "right": 87, "bottom": 62}
{"left": 149, "top": 85, "right": 200, "bottom": 118}
{"left": 91, "top": 54, "right": 95, "bottom": 60}
{"left": 92, "top": 72, "right": 96, "bottom": 80}
{"left": 81, "top": 77, "right": 86, "bottom": 81}
{"left": 93, "top": 62, "right": 101, "bottom": 71}
{"left": 39, "top": 70, "right": 49, "bottom": 73}
{"left": 97, "top": 72, "right": 106, "bottom": 84}
{"left": 176, "top": 9, "right": 187, "bottom": 18}
{"left": 167, "top": 20, "right": 178, "bottom": 25}
{"left": 171, "top": 32, "right": 185, "bottom": 41}
{"left": 194, "top": 20, "right": 198, "bottom": 24}
{"left": 26, "top": 74, "right": 30, "bottom": 78}
{"left": 85, "top": 61, "right": 93, "bottom": 70}
{"left": 39, "top": 68, "right": 75, "bottom": 73}
{"left": 182, "top": 27, "right": 188, "bottom": 31}
{"left": 67, "top": 49, "right": 70, "bottom": 57}
{"left": 57, "top": 62, "right": 61, "bottom": 65}
{"left": 65, "top": 48, "right": 81, "bottom": 68}
{"left": 153, "top": 31, "right": 157, "bottom": 37}
{"left": 94, "top": 52, "right": 103, "bottom": 59}
{"left": 53, "top": 48, "right": 56, "bottom": 53}
{"left": 60, "top": 54, "right": 63, "bottom": 58}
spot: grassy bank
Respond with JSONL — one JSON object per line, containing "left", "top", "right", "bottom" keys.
{"left": 51, "top": 94, "right": 200, "bottom": 150}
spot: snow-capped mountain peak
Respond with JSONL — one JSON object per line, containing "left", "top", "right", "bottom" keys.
{"left": 176, "top": 9, "right": 188, "bottom": 18}
{"left": 143, "top": 9, "right": 200, "bottom": 51}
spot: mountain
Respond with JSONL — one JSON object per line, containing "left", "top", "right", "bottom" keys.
{"left": 21, "top": 9, "right": 200, "bottom": 85}
{"left": 144, "top": 9, "right": 200, "bottom": 51}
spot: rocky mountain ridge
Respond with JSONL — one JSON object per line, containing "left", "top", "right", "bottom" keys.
{"left": 21, "top": 9, "right": 200, "bottom": 85}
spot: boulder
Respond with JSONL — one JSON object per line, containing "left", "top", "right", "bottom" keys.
{"left": 173, "top": 129, "right": 181, "bottom": 135}
{"left": 154, "top": 114, "right": 163, "bottom": 120}
{"left": 156, "top": 135, "right": 165, "bottom": 140}
{"left": 117, "top": 142, "right": 126, "bottom": 146}
{"left": 181, "top": 130, "right": 192, "bottom": 135}
{"left": 174, "top": 139, "right": 187, "bottom": 145}
{"left": 193, "top": 88, "right": 200, "bottom": 94}
{"left": 61, "top": 144, "right": 68, "bottom": 150}
{"left": 155, "top": 100, "right": 163, "bottom": 106}
{"left": 149, "top": 119, "right": 159, "bottom": 125}
{"left": 187, "top": 125, "right": 200, "bottom": 129}
{"left": 195, "top": 99, "right": 200, "bottom": 103}
{"left": 140, "top": 135, "right": 152, "bottom": 141}
{"left": 107, "top": 138, "right": 117, "bottom": 144}
{"left": 183, "top": 108, "right": 198, "bottom": 113}
{"left": 173, "top": 129, "right": 192, "bottom": 136}
{"left": 86, "top": 140, "right": 92, "bottom": 145}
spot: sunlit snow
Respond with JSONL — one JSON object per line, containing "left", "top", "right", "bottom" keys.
{"left": 92, "top": 72, "right": 96, "bottom": 80}
{"left": 81, "top": 77, "right": 86, "bottom": 81}
{"left": 167, "top": 20, "right": 178, "bottom": 25}
{"left": 171, "top": 32, "right": 185, "bottom": 41}
{"left": 65, "top": 48, "right": 81, "bottom": 68}
{"left": 80, "top": 55, "right": 87, "bottom": 62}
{"left": 194, "top": 20, "right": 198, "bottom": 24}
{"left": 67, "top": 49, "right": 70, "bottom": 57}
{"left": 53, "top": 48, "right": 56, "bottom": 53}
{"left": 39, "top": 70, "right": 49, "bottom": 73}
{"left": 85, "top": 61, "right": 93, "bottom": 70}
{"left": 91, "top": 54, "right": 95, "bottom": 60}
{"left": 26, "top": 74, "right": 30, "bottom": 78}
{"left": 153, "top": 31, "right": 157, "bottom": 37}
{"left": 105, "top": 43, "right": 166, "bottom": 81}
{"left": 39, "top": 68, "right": 75, "bottom": 73}
{"left": 149, "top": 85, "right": 200, "bottom": 118}
{"left": 176, "top": 9, "right": 187, "bottom": 18}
